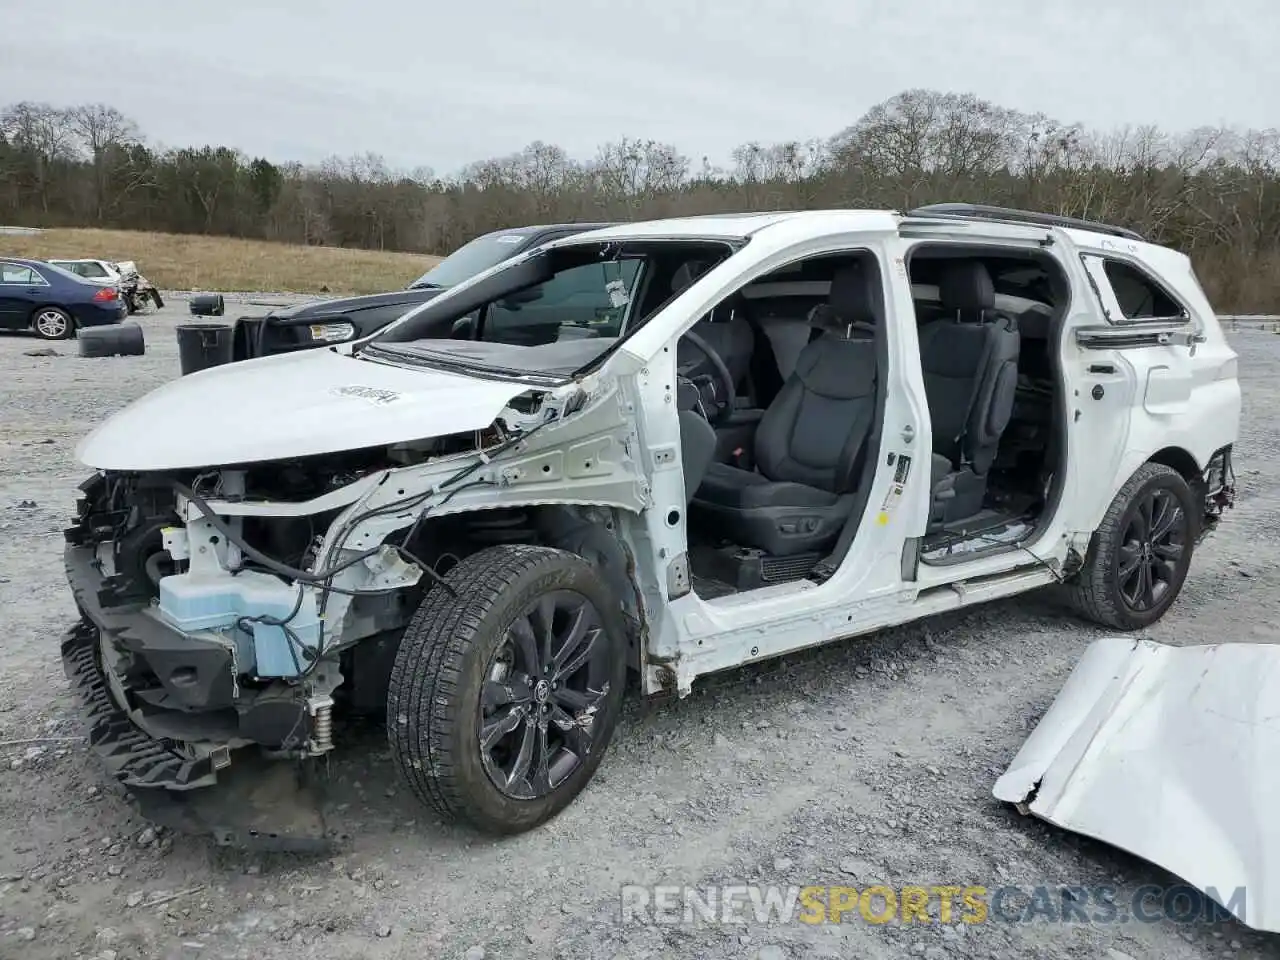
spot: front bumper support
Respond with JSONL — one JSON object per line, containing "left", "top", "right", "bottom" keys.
{"left": 62, "top": 619, "right": 335, "bottom": 851}
{"left": 62, "top": 542, "right": 338, "bottom": 851}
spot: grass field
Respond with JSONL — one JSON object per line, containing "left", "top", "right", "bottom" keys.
{"left": 3, "top": 228, "right": 442, "bottom": 295}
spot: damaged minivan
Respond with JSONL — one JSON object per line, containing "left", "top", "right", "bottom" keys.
{"left": 63, "top": 204, "right": 1240, "bottom": 844}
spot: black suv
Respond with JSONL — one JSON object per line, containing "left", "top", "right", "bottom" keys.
{"left": 231, "top": 222, "right": 614, "bottom": 361}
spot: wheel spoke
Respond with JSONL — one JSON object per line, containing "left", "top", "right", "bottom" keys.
{"left": 1132, "top": 496, "right": 1152, "bottom": 540}
{"left": 555, "top": 628, "right": 601, "bottom": 683}
{"left": 1150, "top": 496, "right": 1181, "bottom": 541}
{"left": 552, "top": 685, "right": 605, "bottom": 712}
{"left": 552, "top": 604, "right": 598, "bottom": 672}
{"left": 483, "top": 677, "right": 532, "bottom": 710}
{"left": 1138, "top": 559, "right": 1155, "bottom": 608}
{"left": 1120, "top": 552, "right": 1146, "bottom": 606}
{"left": 508, "top": 616, "right": 542, "bottom": 676}
{"left": 1118, "top": 542, "right": 1142, "bottom": 581}
{"left": 550, "top": 704, "right": 594, "bottom": 758}
{"left": 1153, "top": 541, "right": 1184, "bottom": 562}
{"left": 531, "top": 596, "right": 558, "bottom": 667}
{"left": 529, "top": 721, "right": 553, "bottom": 795}
{"left": 506, "top": 715, "right": 538, "bottom": 788}
{"left": 481, "top": 704, "right": 526, "bottom": 750}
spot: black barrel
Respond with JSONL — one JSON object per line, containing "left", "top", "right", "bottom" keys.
{"left": 176, "top": 323, "right": 234, "bottom": 375}
{"left": 189, "top": 293, "right": 225, "bottom": 317}
{"left": 79, "top": 322, "right": 146, "bottom": 358}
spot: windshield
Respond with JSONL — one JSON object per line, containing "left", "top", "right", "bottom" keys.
{"left": 365, "top": 238, "right": 738, "bottom": 382}
{"left": 407, "top": 231, "right": 533, "bottom": 289}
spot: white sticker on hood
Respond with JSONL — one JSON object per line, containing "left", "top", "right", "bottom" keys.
{"left": 495, "top": 234, "right": 524, "bottom": 244}
{"left": 332, "top": 385, "right": 401, "bottom": 405}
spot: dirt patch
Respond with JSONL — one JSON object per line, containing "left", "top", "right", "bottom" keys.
{"left": 2, "top": 315, "right": 1278, "bottom": 960}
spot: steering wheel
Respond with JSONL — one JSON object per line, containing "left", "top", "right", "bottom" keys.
{"left": 678, "top": 329, "right": 737, "bottom": 425}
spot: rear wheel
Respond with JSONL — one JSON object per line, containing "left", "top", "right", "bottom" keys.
{"left": 1064, "top": 462, "right": 1197, "bottom": 630}
{"left": 387, "top": 544, "right": 627, "bottom": 834}
{"left": 32, "top": 307, "right": 73, "bottom": 340}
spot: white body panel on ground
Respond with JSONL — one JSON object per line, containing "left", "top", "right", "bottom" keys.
{"left": 995, "top": 637, "right": 1280, "bottom": 933}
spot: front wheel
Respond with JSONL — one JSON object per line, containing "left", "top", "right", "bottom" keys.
{"left": 1064, "top": 462, "right": 1198, "bottom": 630}
{"left": 32, "top": 306, "right": 74, "bottom": 340}
{"left": 387, "top": 544, "right": 627, "bottom": 834}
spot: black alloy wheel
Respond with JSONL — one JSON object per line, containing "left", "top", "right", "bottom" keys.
{"left": 479, "top": 590, "right": 611, "bottom": 799}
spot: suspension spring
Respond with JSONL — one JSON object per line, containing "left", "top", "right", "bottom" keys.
{"left": 308, "top": 695, "right": 334, "bottom": 754}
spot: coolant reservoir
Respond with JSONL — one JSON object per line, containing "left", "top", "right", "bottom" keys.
{"left": 156, "top": 570, "right": 321, "bottom": 679}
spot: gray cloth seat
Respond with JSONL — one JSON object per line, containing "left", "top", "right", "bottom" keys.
{"left": 673, "top": 261, "right": 755, "bottom": 398}
{"left": 690, "top": 266, "right": 879, "bottom": 557}
{"left": 918, "top": 262, "right": 1021, "bottom": 528}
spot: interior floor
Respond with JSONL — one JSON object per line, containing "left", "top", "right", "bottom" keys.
{"left": 679, "top": 247, "right": 1068, "bottom": 599}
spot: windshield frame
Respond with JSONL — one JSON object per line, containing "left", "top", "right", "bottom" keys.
{"left": 360, "top": 234, "right": 745, "bottom": 384}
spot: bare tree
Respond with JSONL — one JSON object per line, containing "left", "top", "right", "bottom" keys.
{"left": 68, "top": 104, "right": 138, "bottom": 220}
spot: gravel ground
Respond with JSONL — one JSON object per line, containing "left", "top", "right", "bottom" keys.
{"left": 2, "top": 305, "right": 1279, "bottom": 960}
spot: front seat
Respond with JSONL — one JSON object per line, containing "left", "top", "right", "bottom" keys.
{"left": 673, "top": 262, "right": 755, "bottom": 397}
{"left": 918, "top": 261, "right": 1021, "bottom": 529}
{"left": 690, "top": 265, "right": 879, "bottom": 557}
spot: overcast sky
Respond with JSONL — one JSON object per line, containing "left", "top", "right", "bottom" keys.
{"left": 2, "top": 0, "right": 1276, "bottom": 174}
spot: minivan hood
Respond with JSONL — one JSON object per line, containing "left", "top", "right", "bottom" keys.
{"left": 269, "top": 288, "right": 442, "bottom": 321}
{"left": 76, "top": 348, "right": 532, "bottom": 471}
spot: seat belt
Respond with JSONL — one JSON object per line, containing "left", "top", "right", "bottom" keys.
{"left": 950, "top": 323, "right": 998, "bottom": 468}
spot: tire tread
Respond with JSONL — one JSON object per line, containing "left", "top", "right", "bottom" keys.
{"left": 386, "top": 544, "right": 603, "bottom": 827}
{"left": 1064, "top": 461, "right": 1191, "bottom": 630}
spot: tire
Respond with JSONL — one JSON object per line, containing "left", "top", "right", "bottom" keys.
{"left": 1064, "top": 462, "right": 1198, "bottom": 630}
{"left": 151, "top": 290, "right": 165, "bottom": 309}
{"left": 387, "top": 544, "right": 627, "bottom": 834}
{"left": 31, "top": 306, "right": 74, "bottom": 340}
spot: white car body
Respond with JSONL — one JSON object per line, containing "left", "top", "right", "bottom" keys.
{"left": 47, "top": 258, "right": 130, "bottom": 286}
{"left": 63, "top": 205, "right": 1240, "bottom": 840}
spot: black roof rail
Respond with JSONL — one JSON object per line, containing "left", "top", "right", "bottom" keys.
{"left": 906, "top": 203, "right": 1145, "bottom": 242}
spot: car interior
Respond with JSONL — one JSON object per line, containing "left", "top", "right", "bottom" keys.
{"left": 671, "top": 245, "right": 1072, "bottom": 599}
{"left": 379, "top": 237, "right": 1073, "bottom": 600}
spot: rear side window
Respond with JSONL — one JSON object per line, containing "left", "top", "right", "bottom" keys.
{"left": 0, "top": 263, "right": 41, "bottom": 284}
{"left": 1081, "top": 255, "right": 1188, "bottom": 324}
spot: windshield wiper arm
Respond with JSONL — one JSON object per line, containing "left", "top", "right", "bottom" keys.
{"left": 361, "top": 344, "right": 565, "bottom": 385}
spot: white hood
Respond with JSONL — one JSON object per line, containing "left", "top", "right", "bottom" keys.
{"left": 77, "top": 348, "right": 533, "bottom": 471}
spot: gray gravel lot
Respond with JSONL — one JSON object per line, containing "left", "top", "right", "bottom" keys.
{"left": 2, "top": 303, "right": 1279, "bottom": 960}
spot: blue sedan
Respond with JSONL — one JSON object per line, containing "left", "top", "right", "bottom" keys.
{"left": 0, "top": 257, "right": 127, "bottom": 340}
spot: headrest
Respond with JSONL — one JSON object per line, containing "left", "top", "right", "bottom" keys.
{"left": 806, "top": 263, "right": 878, "bottom": 338}
{"left": 670, "top": 261, "right": 708, "bottom": 295}
{"left": 939, "top": 262, "right": 995, "bottom": 315}
{"left": 829, "top": 265, "right": 875, "bottom": 323}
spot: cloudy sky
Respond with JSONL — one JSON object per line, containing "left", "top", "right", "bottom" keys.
{"left": 2, "top": 0, "right": 1276, "bottom": 174}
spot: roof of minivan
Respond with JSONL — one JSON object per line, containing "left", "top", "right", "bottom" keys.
{"left": 558, "top": 210, "right": 904, "bottom": 244}
{"left": 557, "top": 209, "right": 1182, "bottom": 256}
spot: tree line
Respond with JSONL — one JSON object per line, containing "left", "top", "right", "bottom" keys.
{"left": 2, "top": 89, "right": 1278, "bottom": 311}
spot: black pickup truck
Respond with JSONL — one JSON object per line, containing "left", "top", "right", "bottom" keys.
{"left": 231, "top": 222, "right": 614, "bottom": 361}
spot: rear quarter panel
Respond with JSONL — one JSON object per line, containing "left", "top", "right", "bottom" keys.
{"left": 1063, "top": 235, "right": 1240, "bottom": 534}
